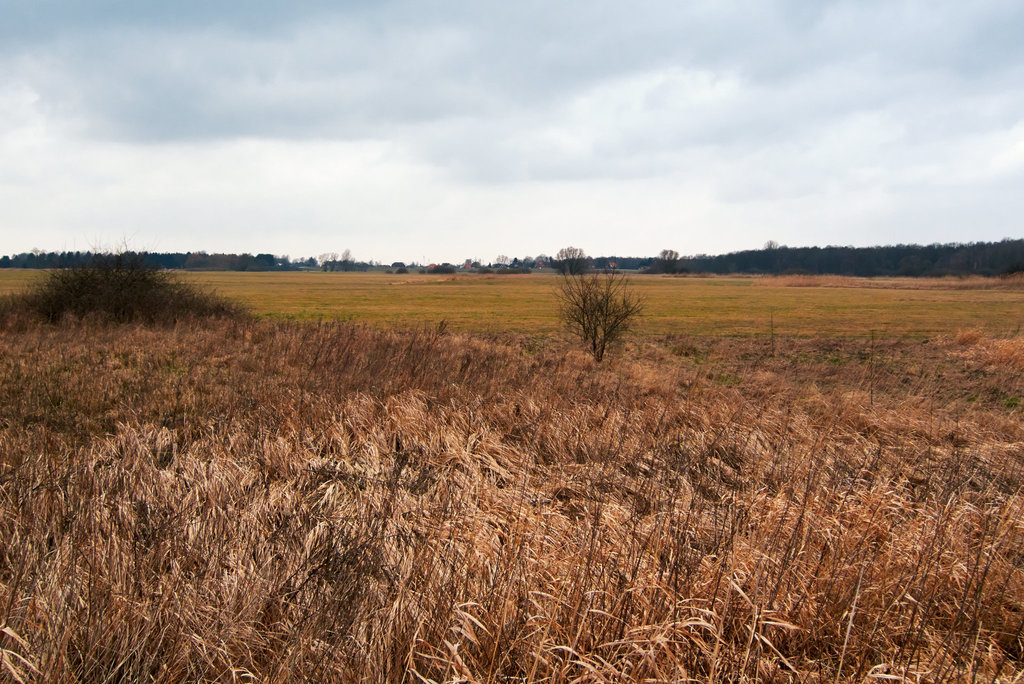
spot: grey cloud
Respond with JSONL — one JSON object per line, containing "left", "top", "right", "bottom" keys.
{"left": 3, "top": 0, "right": 1023, "bottom": 187}
{"left": 8, "top": 19, "right": 494, "bottom": 141}
{"left": 0, "top": 0, "right": 357, "bottom": 44}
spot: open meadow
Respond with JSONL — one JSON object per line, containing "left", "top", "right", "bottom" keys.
{"left": 2, "top": 270, "right": 1024, "bottom": 681}
{"left": 4, "top": 269, "right": 1024, "bottom": 336}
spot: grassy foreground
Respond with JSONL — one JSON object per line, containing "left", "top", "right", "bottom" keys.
{"left": 2, "top": 311, "right": 1023, "bottom": 681}
{"left": 2, "top": 270, "right": 1024, "bottom": 336}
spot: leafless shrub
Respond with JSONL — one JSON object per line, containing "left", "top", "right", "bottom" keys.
{"left": 556, "top": 270, "right": 644, "bottom": 361}
{"left": 10, "top": 252, "right": 245, "bottom": 324}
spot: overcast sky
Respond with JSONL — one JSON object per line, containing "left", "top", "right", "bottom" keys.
{"left": 2, "top": 1, "right": 1022, "bottom": 263}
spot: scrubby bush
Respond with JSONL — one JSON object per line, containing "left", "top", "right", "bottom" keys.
{"left": 556, "top": 270, "right": 643, "bottom": 361}
{"left": 14, "top": 253, "right": 244, "bottom": 324}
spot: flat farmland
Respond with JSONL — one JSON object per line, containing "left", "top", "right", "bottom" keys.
{"left": 5, "top": 268, "right": 1023, "bottom": 336}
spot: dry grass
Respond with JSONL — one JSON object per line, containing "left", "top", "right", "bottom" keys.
{"left": 760, "top": 274, "right": 1024, "bottom": 291}
{"left": 2, "top": 316, "right": 1023, "bottom": 681}
{"left": 955, "top": 328, "right": 1024, "bottom": 372}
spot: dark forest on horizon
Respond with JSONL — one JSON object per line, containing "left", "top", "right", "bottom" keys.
{"left": 2, "top": 238, "right": 1024, "bottom": 277}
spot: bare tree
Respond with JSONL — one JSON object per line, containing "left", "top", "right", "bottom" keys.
{"left": 556, "top": 270, "right": 644, "bottom": 362}
{"left": 319, "top": 252, "right": 339, "bottom": 272}
{"left": 555, "top": 246, "right": 590, "bottom": 275}
{"left": 652, "top": 249, "right": 681, "bottom": 274}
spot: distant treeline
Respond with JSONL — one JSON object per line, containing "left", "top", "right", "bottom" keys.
{"left": 0, "top": 251, "right": 317, "bottom": 271}
{"left": 678, "top": 239, "right": 1024, "bottom": 277}
{"left": 578, "top": 240, "right": 1024, "bottom": 276}
{"left": 2, "top": 239, "right": 1023, "bottom": 276}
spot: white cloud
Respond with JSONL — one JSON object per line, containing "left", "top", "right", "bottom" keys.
{"left": 1, "top": 0, "right": 1022, "bottom": 259}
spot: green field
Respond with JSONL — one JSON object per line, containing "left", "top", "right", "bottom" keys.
{"left": 3, "top": 269, "right": 1023, "bottom": 337}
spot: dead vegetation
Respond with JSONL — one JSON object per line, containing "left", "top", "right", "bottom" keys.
{"left": 956, "top": 328, "right": 1024, "bottom": 372}
{"left": 758, "top": 273, "right": 1024, "bottom": 291}
{"left": 1, "top": 316, "right": 1023, "bottom": 681}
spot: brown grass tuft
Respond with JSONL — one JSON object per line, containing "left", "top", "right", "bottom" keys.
{"left": 953, "top": 329, "right": 1024, "bottom": 371}
{"left": 989, "top": 338, "right": 1024, "bottom": 369}
{"left": 956, "top": 328, "right": 984, "bottom": 346}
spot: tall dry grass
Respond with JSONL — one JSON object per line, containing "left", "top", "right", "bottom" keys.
{"left": 758, "top": 273, "right": 1024, "bottom": 291}
{"left": 1, "top": 317, "right": 1023, "bottom": 681}
{"left": 956, "top": 329, "right": 1024, "bottom": 372}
